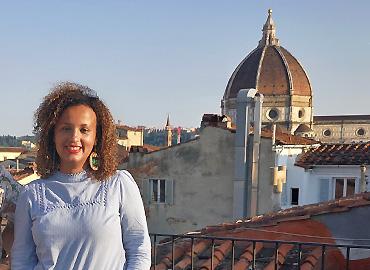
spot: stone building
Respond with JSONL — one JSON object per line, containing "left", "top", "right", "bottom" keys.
{"left": 313, "top": 115, "right": 370, "bottom": 143}
{"left": 116, "top": 124, "right": 144, "bottom": 151}
{"left": 221, "top": 9, "right": 369, "bottom": 143}
{"left": 122, "top": 115, "right": 316, "bottom": 234}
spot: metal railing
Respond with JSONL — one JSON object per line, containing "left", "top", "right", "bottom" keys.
{"left": 150, "top": 233, "right": 370, "bottom": 270}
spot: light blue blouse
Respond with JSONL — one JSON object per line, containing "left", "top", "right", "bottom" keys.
{"left": 11, "top": 170, "right": 151, "bottom": 270}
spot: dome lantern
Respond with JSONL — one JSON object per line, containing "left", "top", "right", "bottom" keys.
{"left": 259, "top": 9, "right": 279, "bottom": 47}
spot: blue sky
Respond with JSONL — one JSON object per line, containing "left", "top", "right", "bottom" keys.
{"left": 1, "top": 1, "right": 369, "bottom": 136}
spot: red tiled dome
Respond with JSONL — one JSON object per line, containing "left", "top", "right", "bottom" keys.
{"left": 224, "top": 45, "right": 312, "bottom": 99}
{"left": 223, "top": 10, "right": 312, "bottom": 100}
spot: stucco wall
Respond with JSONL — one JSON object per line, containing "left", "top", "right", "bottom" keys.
{"left": 257, "top": 138, "right": 277, "bottom": 214}
{"left": 125, "top": 126, "right": 235, "bottom": 234}
{"left": 282, "top": 164, "right": 369, "bottom": 207}
{"left": 314, "top": 205, "right": 370, "bottom": 259}
{"left": 0, "top": 152, "right": 22, "bottom": 162}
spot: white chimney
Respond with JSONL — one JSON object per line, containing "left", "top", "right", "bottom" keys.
{"left": 233, "top": 89, "right": 264, "bottom": 219}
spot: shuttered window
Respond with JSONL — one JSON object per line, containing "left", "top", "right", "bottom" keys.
{"left": 142, "top": 179, "right": 174, "bottom": 205}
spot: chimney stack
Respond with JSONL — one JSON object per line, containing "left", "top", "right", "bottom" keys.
{"left": 233, "top": 88, "right": 264, "bottom": 219}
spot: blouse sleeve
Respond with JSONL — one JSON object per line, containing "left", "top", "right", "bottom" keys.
{"left": 119, "top": 170, "right": 151, "bottom": 270}
{"left": 11, "top": 187, "right": 38, "bottom": 269}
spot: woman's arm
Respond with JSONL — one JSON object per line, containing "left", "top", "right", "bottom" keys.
{"left": 11, "top": 188, "right": 38, "bottom": 269}
{"left": 119, "top": 171, "right": 151, "bottom": 270}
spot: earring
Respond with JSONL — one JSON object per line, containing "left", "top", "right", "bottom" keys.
{"left": 89, "top": 149, "right": 99, "bottom": 171}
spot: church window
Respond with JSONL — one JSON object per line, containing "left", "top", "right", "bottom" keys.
{"left": 298, "top": 109, "right": 304, "bottom": 119}
{"left": 267, "top": 108, "right": 279, "bottom": 121}
{"left": 356, "top": 128, "right": 366, "bottom": 136}
{"left": 323, "top": 129, "right": 332, "bottom": 137}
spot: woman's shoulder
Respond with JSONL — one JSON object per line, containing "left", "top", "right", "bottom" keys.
{"left": 108, "top": 170, "right": 139, "bottom": 191}
{"left": 24, "top": 177, "right": 47, "bottom": 189}
{"left": 109, "top": 170, "right": 136, "bottom": 184}
{"left": 20, "top": 176, "right": 53, "bottom": 199}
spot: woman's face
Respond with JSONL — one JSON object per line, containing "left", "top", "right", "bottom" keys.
{"left": 54, "top": 104, "right": 97, "bottom": 174}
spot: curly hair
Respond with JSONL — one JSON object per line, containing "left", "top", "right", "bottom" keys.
{"left": 34, "top": 82, "right": 118, "bottom": 181}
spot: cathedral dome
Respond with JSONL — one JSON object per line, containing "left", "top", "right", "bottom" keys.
{"left": 223, "top": 10, "right": 312, "bottom": 100}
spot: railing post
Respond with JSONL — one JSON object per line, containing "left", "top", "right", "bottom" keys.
{"left": 171, "top": 235, "right": 175, "bottom": 270}
{"left": 211, "top": 239, "right": 215, "bottom": 270}
{"left": 321, "top": 245, "right": 326, "bottom": 270}
{"left": 231, "top": 240, "right": 235, "bottom": 270}
{"left": 191, "top": 237, "right": 194, "bottom": 270}
{"left": 297, "top": 243, "right": 302, "bottom": 270}
{"left": 346, "top": 247, "right": 350, "bottom": 270}
{"left": 275, "top": 242, "right": 279, "bottom": 270}
{"left": 153, "top": 234, "right": 157, "bottom": 269}
{"left": 252, "top": 241, "right": 256, "bottom": 270}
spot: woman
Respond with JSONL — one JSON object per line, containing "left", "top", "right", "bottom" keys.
{"left": 11, "top": 82, "right": 151, "bottom": 270}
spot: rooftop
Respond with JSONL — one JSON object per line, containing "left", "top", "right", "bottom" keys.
{"left": 296, "top": 142, "right": 370, "bottom": 168}
{"left": 314, "top": 115, "right": 370, "bottom": 122}
{"left": 0, "top": 147, "right": 27, "bottom": 153}
{"left": 151, "top": 193, "right": 370, "bottom": 270}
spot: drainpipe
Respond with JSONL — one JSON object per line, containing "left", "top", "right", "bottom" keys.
{"left": 272, "top": 124, "right": 276, "bottom": 147}
{"left": 360, "top": 165, "right": 367, "bottom": 192}
{"left": 233, "top": 88, "right": 258, "bottom": 219}
{"left": 248, "top": 93, "right": 264, "bottom": 217}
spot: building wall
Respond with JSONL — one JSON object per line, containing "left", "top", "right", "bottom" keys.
{"left": 257, "top": 138, "right": 278, "bottom": 214}
{"left": 222, "top": 95, "right": 312, "bottom": 133}
{"left": 0, "top": 151, "right": 23, "bottom": 162}
{"left": 282, "top": 165, "right": 369, "bottom": 208}
{"left": 124, "top": 126, "right": 235, "bottom": 234}
{"left": 117, "top": 129, "right": 144, "bottom": 150}
{"left": 314, "top": 205, "right": 370, "bottom": 259}
{"left": 313, "top": 121, "right": 370, "bottom": 143}
{"left": 18, "top": 172, "right": 39, "bottom": 185}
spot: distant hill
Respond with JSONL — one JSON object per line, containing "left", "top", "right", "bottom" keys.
{"left": 0, "top": 135, "right": 36, "bottom": 147}
{"left": 144, "top": 128, "right": 199, "bottom": 146}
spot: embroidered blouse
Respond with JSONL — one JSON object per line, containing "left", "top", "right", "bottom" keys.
{"left": 11, "top": 170, "right": 151, "bottom": 270}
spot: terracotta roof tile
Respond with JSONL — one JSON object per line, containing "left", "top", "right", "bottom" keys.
{"left": 9, "top": 167, "right": 36, "bottom": 181}
{"left": 296, "top": 142, "right": 370, "bottom": 168}
{"left": 0, "top": 147, "right": 27, "bottom": 153}
{"left": 130, "top": 144, "right": 161, "bottom": 153}
{"left": 260, "top": 128, "right": 318, "bottom": 145}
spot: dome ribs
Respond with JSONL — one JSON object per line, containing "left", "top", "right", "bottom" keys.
{"left": 226, "top": 47, "right": 264, "bottom": 99}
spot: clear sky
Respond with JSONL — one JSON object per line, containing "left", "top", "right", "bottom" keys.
{"left": 1, "top": 0, "right": 369, "bottom": 136}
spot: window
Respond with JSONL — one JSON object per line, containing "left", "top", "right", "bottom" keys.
{"left": 356, "top": 128, "right": 366, "bottom": 137}
{"left": 143, "top": 178, "right": 174, "bottom": 205}
{"left": 334, "top": 178, "right": 356, "bottom": 199}
{"left": 291, "top": 188, "right": 299, "bottom": 205}
{"left": 323, "top": 129, "right": 331, "bottom": 137}
{"left": 267, "top": 108, "right": 279, "bottom": 121}
{"left": 298, "top": 109, "right": 304, "bottom": 119}
{"left": 150, "top": 179, "right": 166, "bottom": 203}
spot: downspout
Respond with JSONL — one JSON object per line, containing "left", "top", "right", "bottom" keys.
{"left": 248, "top": 93, "right": 264, "bottom": 217}
{"left": 360, "top": 165, "right": 367, "bottom": 192}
